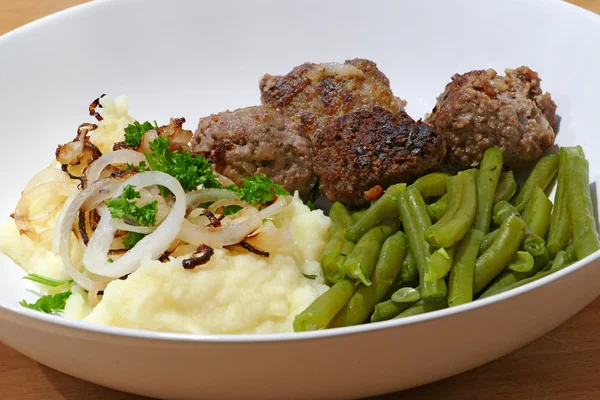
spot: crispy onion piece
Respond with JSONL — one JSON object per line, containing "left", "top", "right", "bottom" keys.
{"left": 259, "top": 195, "right": 293, "bottom": 220}
{"left": 83, "top": 172, "right": 186, "bottom": 278}
{"left": 85, "top": 149, "right": 146, "bottom": 187}
{"left": 208, "top": 199, "right": 251, "bottom": 214}
{"left": 14, "top": 181, "right": 76, "bottom": 242}
{"left": 182, "top": 244, "right": 214, "bottom": 269}
{"left": 157, "top": 118, "right": 193, "bottom": 152}
{"left": 186, "top": 189, "right": 239, "bottom": 209}
{"left": 178, "top": 207, "right": 261, "bottom": 247}
{"left": 56, "top": 123, "right": 102, "bottom": 178}
{"left": 53, "top": 178, "right": 113, "bottom": 291}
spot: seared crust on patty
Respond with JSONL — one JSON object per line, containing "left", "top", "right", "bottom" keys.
{"left": 314, "top": 107, "right": 446, "bottom": 206}
{"left": 428, "top": 66, "right": 557, "bottom": 169}
{"left": 259, "top": 59, "right": 404, "bottom": 140}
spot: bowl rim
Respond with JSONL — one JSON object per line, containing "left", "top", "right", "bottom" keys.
{"left": 2, "top": 0, "right": 600, "bottom": 343}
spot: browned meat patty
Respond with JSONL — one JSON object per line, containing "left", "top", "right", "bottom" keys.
{"left": 259, "top": 58, "right": 404, "bottom": 140}
{"left": 427, "top": 66, "right": 557, "bottom": 169}
{"left": 314, "top": 107, "right": 446, "bottom": 206}
{"left": 190, "top": 106, "right": 317, "bottom": 199}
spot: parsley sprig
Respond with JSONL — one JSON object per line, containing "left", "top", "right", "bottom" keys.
{"left": 236, "top": 174, "right": 289, "bottom": 206}
{"left": 105, "top": 185, "right": 158, "bottom": 227}
{"left": 20, "top": 291, "right": 72, "bottom": 314}
{"left": 144, "top": 137, "right": 223, "bottom": 192}
{"left": 23, "top": 274, "right": 73, "bottom": 287}
{"left": 124, "top": 121, "right": 158, "bottom": 147}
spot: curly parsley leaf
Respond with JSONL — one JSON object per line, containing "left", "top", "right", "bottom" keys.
{"left": 124, "top": 121, "right": 157, "bottom": 147}
{"left": 237, "top": 174, "right": 289, "bottom": 205}
{"left": 123, "top": 232, "right": 145, "bottom": 249}
{"left": 20, "top": 291, "right": 72, "bottom": 314}
{"left": 105, "top": 185, "right": 158, "bottom": 227}
{"left": 23, "top": 274, "right": 72, "bottom": 287}
{"left": 144, "top": 137, "right": 223, "bottom": 192}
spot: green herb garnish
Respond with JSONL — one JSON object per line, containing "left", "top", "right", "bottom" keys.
{"left": 123, "top": 232, "right": 145, "bottom": 249}
{"left": 302, "top": 273, "right": 317, "bottom": 280}
{"left": 145, "top": 137, "right": 223, "bottom": 192}
{"left": 20, "top": 291, "right": 72, "bottom": 314}
{"left": 306, "top": 200, "right": 315, "bottom": 211}
{"left": 105, "top": 185, "right": 158, "bottom": 227}
{"left": 108, "top": 258, "right": 114, "bottom": 263}
{"left": 22, "top": 274, "right": 72, "bottom": 287}
{"left": 124, "top": 121, "right": 157, "bottom": 147}
{"left": 237, "top": 174, "right": 289, "bottom": 206}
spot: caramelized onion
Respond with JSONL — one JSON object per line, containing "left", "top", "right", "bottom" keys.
{"left": 259, "top": 195, "right": 292, "bottom": 219}
{"left": 178, "top": 207, "right": 261, "bottom": 247}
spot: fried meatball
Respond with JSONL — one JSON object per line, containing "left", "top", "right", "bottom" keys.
{"left": 314, "top": 107, "right": 446, "bottom": 206}
{"left": 259, "top": 58, "right": 404, "bottom": 140}
{"left": 428, "top": 66, "right": 557, "bottom": 169}
{"left": 190, "top": 106, "right": 317, "bottom": 199}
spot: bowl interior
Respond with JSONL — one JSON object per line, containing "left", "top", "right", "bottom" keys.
{"left": 1, "top": 0, "right": 600, "bottom": 333}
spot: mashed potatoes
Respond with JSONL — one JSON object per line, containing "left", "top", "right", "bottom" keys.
{"left": 81, "top": 198, "right": 330, "bottom": 334}
{"left": 1, "top": 95, "right": 332, "bottom": 334}
{"left": 1, "top": 189, "right": 331, "bottom": 334}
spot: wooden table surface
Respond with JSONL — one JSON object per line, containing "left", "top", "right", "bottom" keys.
{"left": 2, "top": 1, "right": 600, "bottom": 399}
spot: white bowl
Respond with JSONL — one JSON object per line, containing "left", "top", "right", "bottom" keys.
{"left": 1, "top": 0, "right": 600, "bottom": 399}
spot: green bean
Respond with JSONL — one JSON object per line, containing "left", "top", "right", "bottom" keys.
{"left": 474, "top": 148, "right": 503, "bottom": 233}
{"left": 399, "top": 251, "right": 418, "bottom": 283}
{"left": 344, "top": 221, "right": 400, "bottom": 286}
{"left": 547, "top": 148, "right": 579, "bottom": 254}
{"left": 345, "top": 184, "right": 406, "bottom": 242}
{"left": 565, "top": 154, "right": 600, "bottom": 260}
{"left": 413, "top": 172, "right": 450, "bottom": 198}
{"left": 523, "top": 187, "right": 553, "bottom": 238}
{"left": 489, "top": 252, "right": 574, "bottom": 297}
{"left": 493, "top": 201, "right": 547, "bottom": 257}
{"left": 391, "top": 287, "right": 420, "bottom": 303}
{"left": 321, "top": 202, "right": 353, "bottom": 283}
{"left": 329, "top": 232, "right": 407, "bottom": 327}
{"left": 398, "top": 187, "right": 447, "bottom": 299}
{"left": 494, "top": 171, "right": 518, "bottom": 204}
{"left": 473, "top": 215, "right": 527, "bottom": 294}
{"left": 565, "top": 242, "right": 576, "bottom": 262}
{"left": 512, "top": 153, "right": 559, "bottom": 213}
{"left": 425, "top": 171, "right": 477, "bottom": 248}
{"left": 448, "top": 230, "right": 484, "bottom": 307}
{"left": 424, "top": 247, "right": 454, "bottom": 282}
{"left": 479, "top": 229, "right": 499, "bottom": 256}
{"left": 507, "top": 251, "right": 535, "bottom": 272}
{"left": 393, "top": 298, "right": 448, "bottom": 319}
{"left": 371, "top": 299, "right": 414, "bottom": 322}
{"left": 427, "top": 194, "right": 448, "bottom": 222}
{"left": 293, "top": 279, "right": 355, "bottom": 331}
{"left": 351, "top": 209, "right": 367, "bottom": 223}
{"left": 479, "top": 251, "right": 551, "bottom": 298}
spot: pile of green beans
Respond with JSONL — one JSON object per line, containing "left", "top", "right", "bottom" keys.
{"left": 293, "top": 146, "right": 599, "bottom": 332}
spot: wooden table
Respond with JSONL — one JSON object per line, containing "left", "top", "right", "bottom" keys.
{"left": 2, "top": 1, "right": 600, "bottom": 399}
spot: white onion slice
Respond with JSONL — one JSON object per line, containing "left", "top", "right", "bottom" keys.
{"left": 178, "top": 207, "right": 261, "bottom": 247}
{"left": 83, "top": 171, "right": 185, "bottom": 278}
{"left": 23, "top": 167, "right": 72, "bottom": 194}
{"left": 185, "top": 189, "right": 239, "bottom": 208}
{"left": 86, "top": 149, "right": 146, "bottom": 185}
{"left": 259, "top": 195, "right": 293, "bottom": 219}
{"left": 246, "top": 225, "right": 293, "bottom": 253}
{"left": 110, "top": 219, "right": 155, "bottom": 234}
{"left": 80, "top": 181, "right": 121, "bottom": 212}
{"left": 208, "top": 199, "right": 251, "bottom": 214}
{"left": 53, "top": 178, "right": 113, "bottom": 290}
